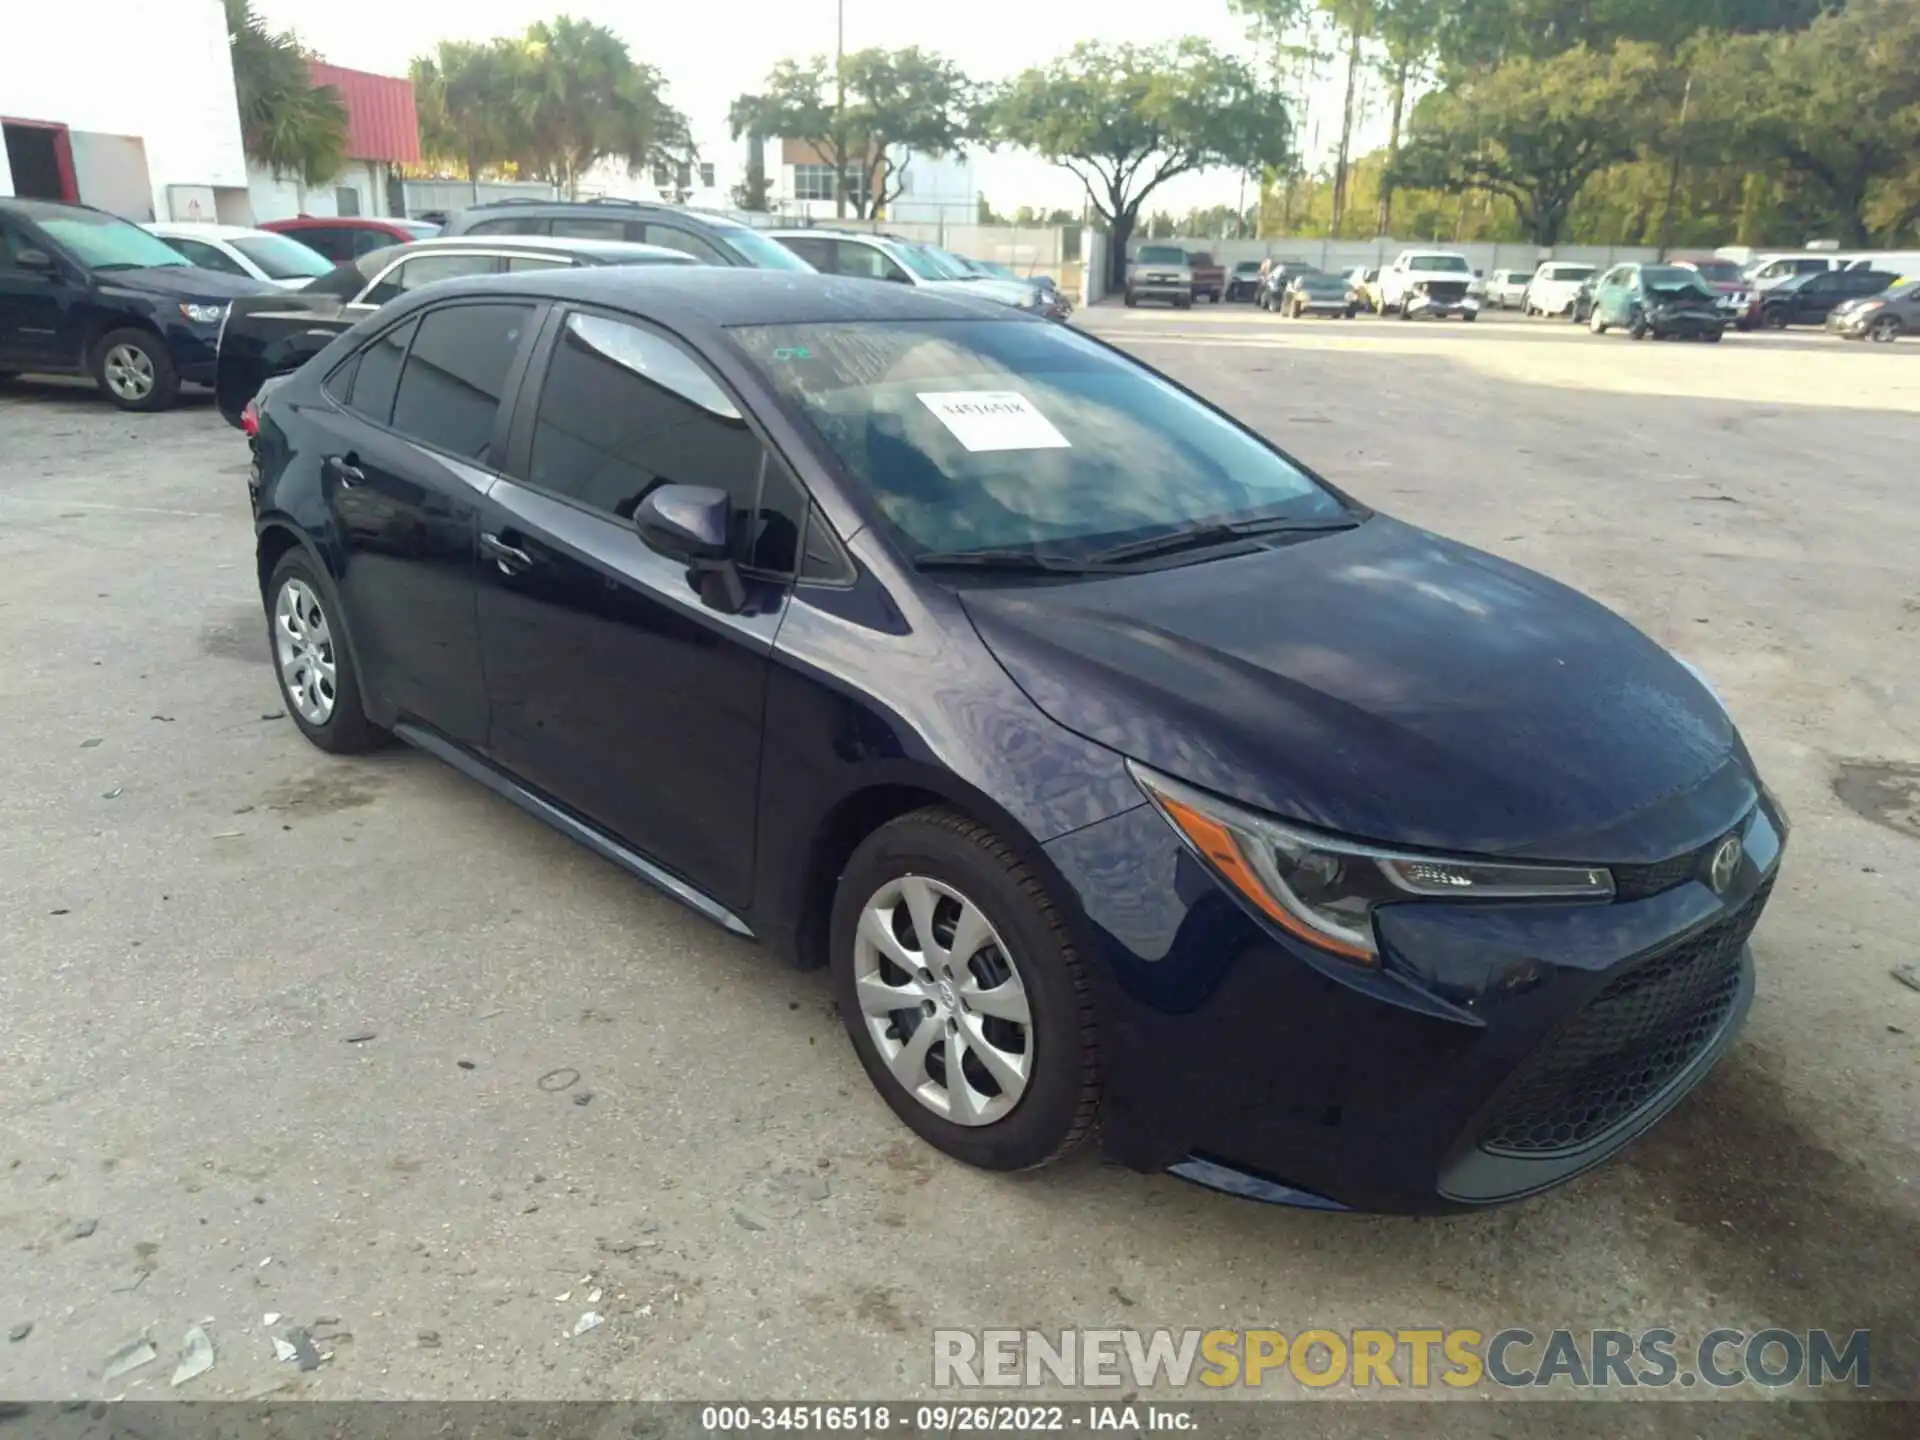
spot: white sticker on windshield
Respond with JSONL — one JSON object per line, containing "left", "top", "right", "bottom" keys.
{"left": 916, "top": 391, "right": 1071, "bottom": 452}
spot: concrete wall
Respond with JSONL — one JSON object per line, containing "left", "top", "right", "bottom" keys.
{"left": 247, "top": 161, "right": 394, "bottom": 223}
{"left": 0, "top": 0, "right": 245, "bottom": 220}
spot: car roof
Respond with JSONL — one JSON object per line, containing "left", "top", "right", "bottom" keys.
{"left": 0, "top": 197, "right": 120, "bottom": 222}
{"left": 268, "top": 216, "right": 418, "bottom": 230}
{"left": 448, "top": 199, "right": 748, "bottom": 229}
{"left": 145, "top": 221, "right": 276, "bottom": 241}
{"left": 374, "top": 234, "right": 693, "bottom": 262}
{"left": 387, "top": 264, "right": 1029, "bottom": 329}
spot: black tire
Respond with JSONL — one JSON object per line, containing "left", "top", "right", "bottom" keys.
{"left": 1174, "top": 294, "right": 1192, "bottom": 310}
{"left": 1870, "top": 315, "right": 1904, "bottom": 343}
{"left": 1462, "top": 310, "right": 1477, "bottom": 322}
{"left": 830, "top": 808, "right": 1100, "bottom": 1172}
{"left": 91, "top": 327, "right": 180, "bottom": 412}
{"left": 1761, "top": 308, "right": 1788, "bottom": 330}
{"left": 1123, "top": 290, "right": 1137, "bottom": 308}
{"left": 1704, "top": 329, "right": 1723, "bottom": 343}
{"left": 1628, "top": 311, "right": 1649, "bottom": 340}
{"left": 265, "top": 550, "right": 386, "bottom": 754}
{"left": 1397, "top": 302, "right": 1411, "bottom": 321}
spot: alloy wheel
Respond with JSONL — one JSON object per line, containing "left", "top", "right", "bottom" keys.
{"left": 102, "top": 344, "right": 155, "bottom": 402}
{"left": 1871, "top": 315, "right": 1902, "bottom": 343}
{"left": 852, "top": 875, "right": 1033, "bottom": 1127}
{"left": 274, "top": 578, "right": 337, "bottom": 725}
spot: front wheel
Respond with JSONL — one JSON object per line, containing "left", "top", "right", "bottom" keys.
{"left": 1123, "top": 290, "right": 1137, "bottom": 308}
{"left": 266, "top": 551, "right": 386, "bottom": 754}
{"left": 1762, "top": 308, "right": 1788, "bottom": 330}
{"left": 1704, "top": 329, "right": 1724, "bottom": 343}
{"left": 92, "top": 328, "right": 180, "bottom": 412}
{"left": 1870, "top": 315, "right": 1904, "bottom": 343}
{"left": 1589, "top": 307, "right": 1607, "bottom": 335}
{"left": 831, "top": 809, "right": 1099, "bottom": 1172}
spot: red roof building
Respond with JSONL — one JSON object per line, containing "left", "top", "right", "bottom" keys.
{"left": 306, "top": 62, "right": 420, "bottom": 165}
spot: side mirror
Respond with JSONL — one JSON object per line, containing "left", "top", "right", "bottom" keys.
{"left": 17, "top": 247, "right": 57, "bottom": 273}
{"left": 634, "top": 483, "right": 745, "bottom": 613}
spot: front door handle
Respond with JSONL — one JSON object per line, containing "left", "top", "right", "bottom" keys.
{"left": 324, "top": 453, "right": 365, "bottom": 487}
{"left": 480, "top": 531, "right": 535, "bottom": 574}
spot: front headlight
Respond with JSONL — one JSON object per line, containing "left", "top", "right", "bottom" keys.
{"left": 179, "top": 302, "right": 227, "bottom": 324}
{"left": 1130, "top": 762, "right": 1614, "bottom": 964}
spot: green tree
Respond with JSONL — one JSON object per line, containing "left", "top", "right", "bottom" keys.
{"left": 1392, "top": 41, "right": 1669, "bottom": 244}
{"left": 224, "top": 0, "right": 347, "bottom": 185}
{"left": 1434, "top": 0, "right": 1831, "bottom": 69}
{"left": 987, "top": 40, "right": 1291, "bottom": 288}
{"left": 511, "top": 16, "right": 692, "bottom": 198}
{"left": 1373, "top": 0, "right": 1443, "bottom": 233}
{"left": 729, "top": 48, "right": 974, "bottom": 219}
{"left": 1695, "top": 0, "right": 1920, "bottom": 245}
{"left": 411, "top": 39, "right": 524, "bottom": 188}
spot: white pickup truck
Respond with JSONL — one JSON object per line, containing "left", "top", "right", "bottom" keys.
{"left": 1378, "top": 249, "right": 1481, "bottom": 320}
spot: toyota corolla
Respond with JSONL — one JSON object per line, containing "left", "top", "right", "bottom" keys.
{"left": 243, "top": 267, "right": 1785, "bottom": 1213}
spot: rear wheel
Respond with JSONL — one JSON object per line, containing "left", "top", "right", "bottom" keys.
{"left": 831, "top": 809, "right": 1099, "bottom": 1172}
{"left": 92, "top": 327, "right": 179, "bottom": 412}
{"left": 266, "top": 551, "right": 385, "bottom": 754}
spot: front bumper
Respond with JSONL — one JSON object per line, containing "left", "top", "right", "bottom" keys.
{"left": 1648, "top": 311, "right": 1726, "bottom": 337}
{"left": 1129, "top": 279, "right": 1190, "bottom": 302}
{"left": 1294, "top": 299, "right": 1352, "bottom": 315}
{"left": 167, "top": 324, "right": 222, "bottom": 386}
{"left": 1045, "top": 793, "right": 1784, "bottom": 1213}
{"left": 1407, "top": 294, "right": 1479, "bottom": 317}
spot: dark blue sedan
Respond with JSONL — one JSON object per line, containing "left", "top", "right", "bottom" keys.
{"left": 239, "top": 267, "right": 1786, "bottom": 1213}
{"left": 0, "top": 198, "right": 274, "bottom": 409}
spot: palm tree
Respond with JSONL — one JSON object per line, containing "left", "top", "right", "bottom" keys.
{"left": 509, "top": 16, "right": 692, "bottom": 198}
{"left": 224, "top": 0, "right": 348, "bottom": 184}
{"left": 412, "top": 40, "right": 523, "bottom": 196}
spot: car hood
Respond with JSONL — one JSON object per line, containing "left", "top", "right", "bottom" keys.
{"left": 97, "top": 265, "right": 275, "bottom": 301}
{"left": 960, "top": 516, "right": 1747, "bottom": 863}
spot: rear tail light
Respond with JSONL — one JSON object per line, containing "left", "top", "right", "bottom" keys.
{"left": 240, "top": 400, "right": 260, "bottom": 438}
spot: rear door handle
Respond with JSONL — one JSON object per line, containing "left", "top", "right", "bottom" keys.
{"left": 324, "top": 453, "right": 364, "bottom": 487}
{"left": 480, "top": 531, "right": 535, "bottom": 574}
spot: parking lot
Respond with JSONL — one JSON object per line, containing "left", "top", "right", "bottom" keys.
{"left": 1, "top": 302, "right": 1916, "bottom": 1432}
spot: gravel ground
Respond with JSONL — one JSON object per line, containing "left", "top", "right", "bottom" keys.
{"left": 0, "top": 307, "right": 1914, "bottom": 1435}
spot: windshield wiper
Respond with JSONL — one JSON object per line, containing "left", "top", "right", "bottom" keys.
{"left": 912, "top": 547, "right": 1112, "bottom": 575}
{"left": 1087, "top": 514, "right": 1361, "bottom": 566}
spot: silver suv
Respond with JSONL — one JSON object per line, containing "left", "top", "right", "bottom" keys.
{"left": 1126, "top": 245, "right": 1194, "bottom": 308}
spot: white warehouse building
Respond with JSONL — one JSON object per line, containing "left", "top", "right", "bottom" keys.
{"left": 1, "top": 0, "right": 252, "bottom": 223}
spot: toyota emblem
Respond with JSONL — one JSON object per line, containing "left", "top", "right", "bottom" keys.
{"left": 1707, "top": 834, "right": 1743, "bottom": 894}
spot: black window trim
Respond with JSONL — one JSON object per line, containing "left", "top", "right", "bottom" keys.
{"left": 324, "top": 297, "right": 545, "bottom": 469}
{"left": 500, "top": 301, "right": 843, "bottom": 585}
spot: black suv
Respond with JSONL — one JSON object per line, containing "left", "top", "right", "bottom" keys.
{"left": 1757, "top": 267, "right": 1897, "bottom": 328}
{"left": 440, "top": 198, "right": 814, "bottom": 272}
{"left": 0, "top": 197, "right": 273, "bottom": 409}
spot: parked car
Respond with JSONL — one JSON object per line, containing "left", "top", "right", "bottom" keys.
{"left": 1257, "top": 262, "right": 1323, "bottom": 311}
{"left": 1487, "top": 268, "right": 1534, "bottom": 309}
{"left": 1225, "top": 261, "right": 1264, "bottom": 302}
{"left": 261, "top": 216, "right": 442, "bottom": 262}
{"left": 1586, "top": 264, "right": 1727, "bottom": 341}
{"left": 1380, "top": 250, "right": 1479, "bottom": 320}
{"left": 1674, "top": 259, "right": 1752, "bottom": 329}
{"left": 1345, "top": 266, "right": 1383, "bottom": 312}
{"left": 1826, "top": 279, "right": 1917, "bottom": 342}
{"left": 1124, "top": 245, "right": 1194, "bottom": 308}
{"left": 1522, "top": 262, "right": 1597, "bottom": 317}
{"left": 444, "top": 197, "right": 813, "bottom": 271}
{"left": 1755, "top": 267, "right": 1896, "bottom": 328}
{"left": 214, "top": 235, "right": 697, "bottom": 427}
{"left": 1568, "top": 273, "right": 1601, "bottom": 324}
{"left": 1279, "top": 269, "right": 1358, "bottom": 319}
{"left": 960, "top": 260, "right": 1075, "bottom": 317}
{"left": 146, "top": 222, "right": 338, "bottom": 291}
{"left": 244, "top": 263, "right": 1786, "bottom": 1212}
{"left": 1186, "top": 251, "right": 1226, "bottom": 304}
{"left": 767, "top": 230, "right": 1067, "bottom": 318}
{"left": 1741, "top": 253, "right": 1840, "bottom": 286}
{"left": 0, "top": 196, "right": 274, "bottom": 410}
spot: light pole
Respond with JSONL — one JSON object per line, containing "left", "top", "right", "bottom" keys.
{"left": 834, "top": 0, "right": 848, "bottom": 219}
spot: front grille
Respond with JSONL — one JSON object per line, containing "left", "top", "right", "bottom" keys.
{"left": 1419, "top": 281, "right": 1469, "bottom": 302}
{"left": 1611, "top": 843, "right": 1710, "bottom": 901}
{"left": 1478, "top": 877, "right": 1773, "bottom": 1157}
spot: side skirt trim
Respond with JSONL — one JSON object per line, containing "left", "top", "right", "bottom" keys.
{"left": 393, "top": 721, "right": 755, "bottom": 939}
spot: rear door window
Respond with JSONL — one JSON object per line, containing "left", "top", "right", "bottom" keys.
{"left": 344, "top": 317, "right": 417, "bottom": 425}
{"left": 389, "top": 304, "right": 536, "bottom": 462}
{"left": 291, "top": 227, "right": 356, "bottom": 262}
{"left": 551, "top": 216, "right": 628, "bottom": 241}
{"left": 363, "top": 251, "right": 498, "bottom": 306}
{"left": 777, "top": 235, "right": 834, "bottom": 271}
{"left": 638, "top": 223, "right": 726, "bottom": 263}
{"left": 468, "top": 215, "right": 550, "bottom": 237}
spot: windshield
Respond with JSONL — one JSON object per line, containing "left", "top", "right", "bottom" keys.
{"left": 734, "top": 319, "right": 1346, "bottom": 560}
{"left": 1541, "top": 264, "right": 1594, "bottom": 282}
{"left": 1688, "top": 260, "right": 1743, "bottom": 284}
{"left": 230, "top": 232, "right": 336, "bottom": 280}
{"left": 40, "top": 211, "right": 191, "bottom": 270}
{"left": 1641, "top": 267, "right": 1716, "bottom": 300}
{"left": 716, "top": 223, "right": 817, "bottom": 272}
{"left": 925, "top": 245, "right": 984, "bottom": 281}
{"left": 1137, "top": 246, "right": 1187, "bottom": 265}
{"left": 890, "top": 244, "right": 952, "bottom": 281}
{"left": 1298, "top": 273, "right": 1348, "bottom": 293}
{"left": 1408, "top": 255, "right": 1470, "bottom": 273}
{"left": 1234, "top": 262, "right": 1261, "bottom": 275}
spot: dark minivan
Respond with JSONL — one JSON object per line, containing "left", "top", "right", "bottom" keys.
{"left": 1, "top": 197, "right": 274, "bottom": 409}
{"left": 242, "top": 267, "right": 1785, "bottom": 1214}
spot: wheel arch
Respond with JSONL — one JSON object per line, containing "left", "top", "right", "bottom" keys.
{"left": 774, "top": 764, "right": 1085, "bottom": 974}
